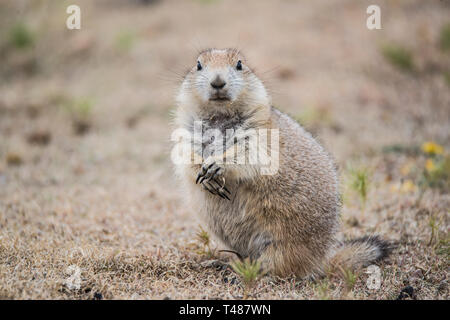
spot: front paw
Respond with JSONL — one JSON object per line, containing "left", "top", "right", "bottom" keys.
{"left": 196, "top": 160, "right": 231, "bottom": 200}
{"left": 196, "top": 160, "right": 224, "bottom": 184}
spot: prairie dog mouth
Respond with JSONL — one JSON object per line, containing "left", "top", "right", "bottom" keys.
{"left": 209, "top": 96, "right": 230, "bottom": 101}
{"left": 209, "top": 92, "right": 230, "bottom": 101}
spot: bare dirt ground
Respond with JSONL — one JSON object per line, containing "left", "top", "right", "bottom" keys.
{"left": 0, "top": 0, "right": 449, "bottom": 299}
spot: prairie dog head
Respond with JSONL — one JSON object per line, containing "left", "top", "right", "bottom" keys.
{"left": 176, "top": 48, "right": 270, "bottom": 112}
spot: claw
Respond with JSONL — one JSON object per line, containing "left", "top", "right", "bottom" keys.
{"left": 222, "top": 185, "right": 231, "bottom": 195}
{"left": 217, "top": 192, "right": 226, "bottom": 200}
{"left": 202, "top": 167, "right": 220, "bottom": 184}
{"left": 197, "top": 161, "right": 231, "bottom": 201}
{"left": 220, "top": 178, "right": 231, "bottom": 195}
{"left": 203, "top": 182, "right": 217, "bottom": 195}
{"left": 211, "top": 166, "right": 221, "bottom": 178}
{"left": 196, "top": 172, "right": 203, "bottom": 184}
{"left": 209, "top": 179, "right": 231, "bottom": 201}
{"left": 196, "top": 162, "right": 216, "bottom": 184}
{"left": 219, "top": 191, "right": 230, "bottom": 201}
{"left": 212, "top": 178, "right": 231, "bottom": 196}
{"left": 205, "top": 182, "right": 229, "bottom": 200}
{"left": 198, "top": 175, "right": 207, "bottom": 184}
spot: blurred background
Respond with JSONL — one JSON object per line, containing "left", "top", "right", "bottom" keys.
{"left": 0, "top": 0, "right": 448, "bottom": 299}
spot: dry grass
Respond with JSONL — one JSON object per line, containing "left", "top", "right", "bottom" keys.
{"left": 0, "top": 0, "right": 449, "bottom": 300}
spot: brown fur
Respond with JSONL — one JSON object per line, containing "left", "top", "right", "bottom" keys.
{"left": 173, "top": 48, "right": 389, "bottom": 277}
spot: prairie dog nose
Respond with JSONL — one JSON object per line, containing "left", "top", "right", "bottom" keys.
{"left": 210, "top": 76, "right": 226, "bottom": 89}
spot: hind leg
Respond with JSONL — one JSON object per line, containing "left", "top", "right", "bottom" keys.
{"left": 242, "top": 232, "right": 298, "bottom": 276}
{"left": 257, "top": 242, "right": 325, "bottom": 278}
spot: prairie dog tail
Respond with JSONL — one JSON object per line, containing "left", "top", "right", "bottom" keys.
{"left": 329, "top": 236, "right": 392, "bottom": 271}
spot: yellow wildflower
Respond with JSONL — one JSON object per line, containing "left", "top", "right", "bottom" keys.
{"left": 390, "top": 184, "right": 400, "bottom": 193}
{"left": 390, "top": 180, "right": 417, "bottom": 194}
{"left": 422, "top": 142, "right": 444, "bottom": 155}
{"left": 400, "top": 180, "right": 417, "bottom": 193}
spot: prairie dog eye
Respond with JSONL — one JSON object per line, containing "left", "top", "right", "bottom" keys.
{"left": 197, "top": 61, "right": 202, "bottom": 71}
{"left": 236, "top": 60, "right": 242, "bottom": 71}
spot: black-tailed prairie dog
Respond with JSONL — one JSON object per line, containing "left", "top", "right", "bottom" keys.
{"left": 172, "top": 48, "right": 390, "bottom": 277}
